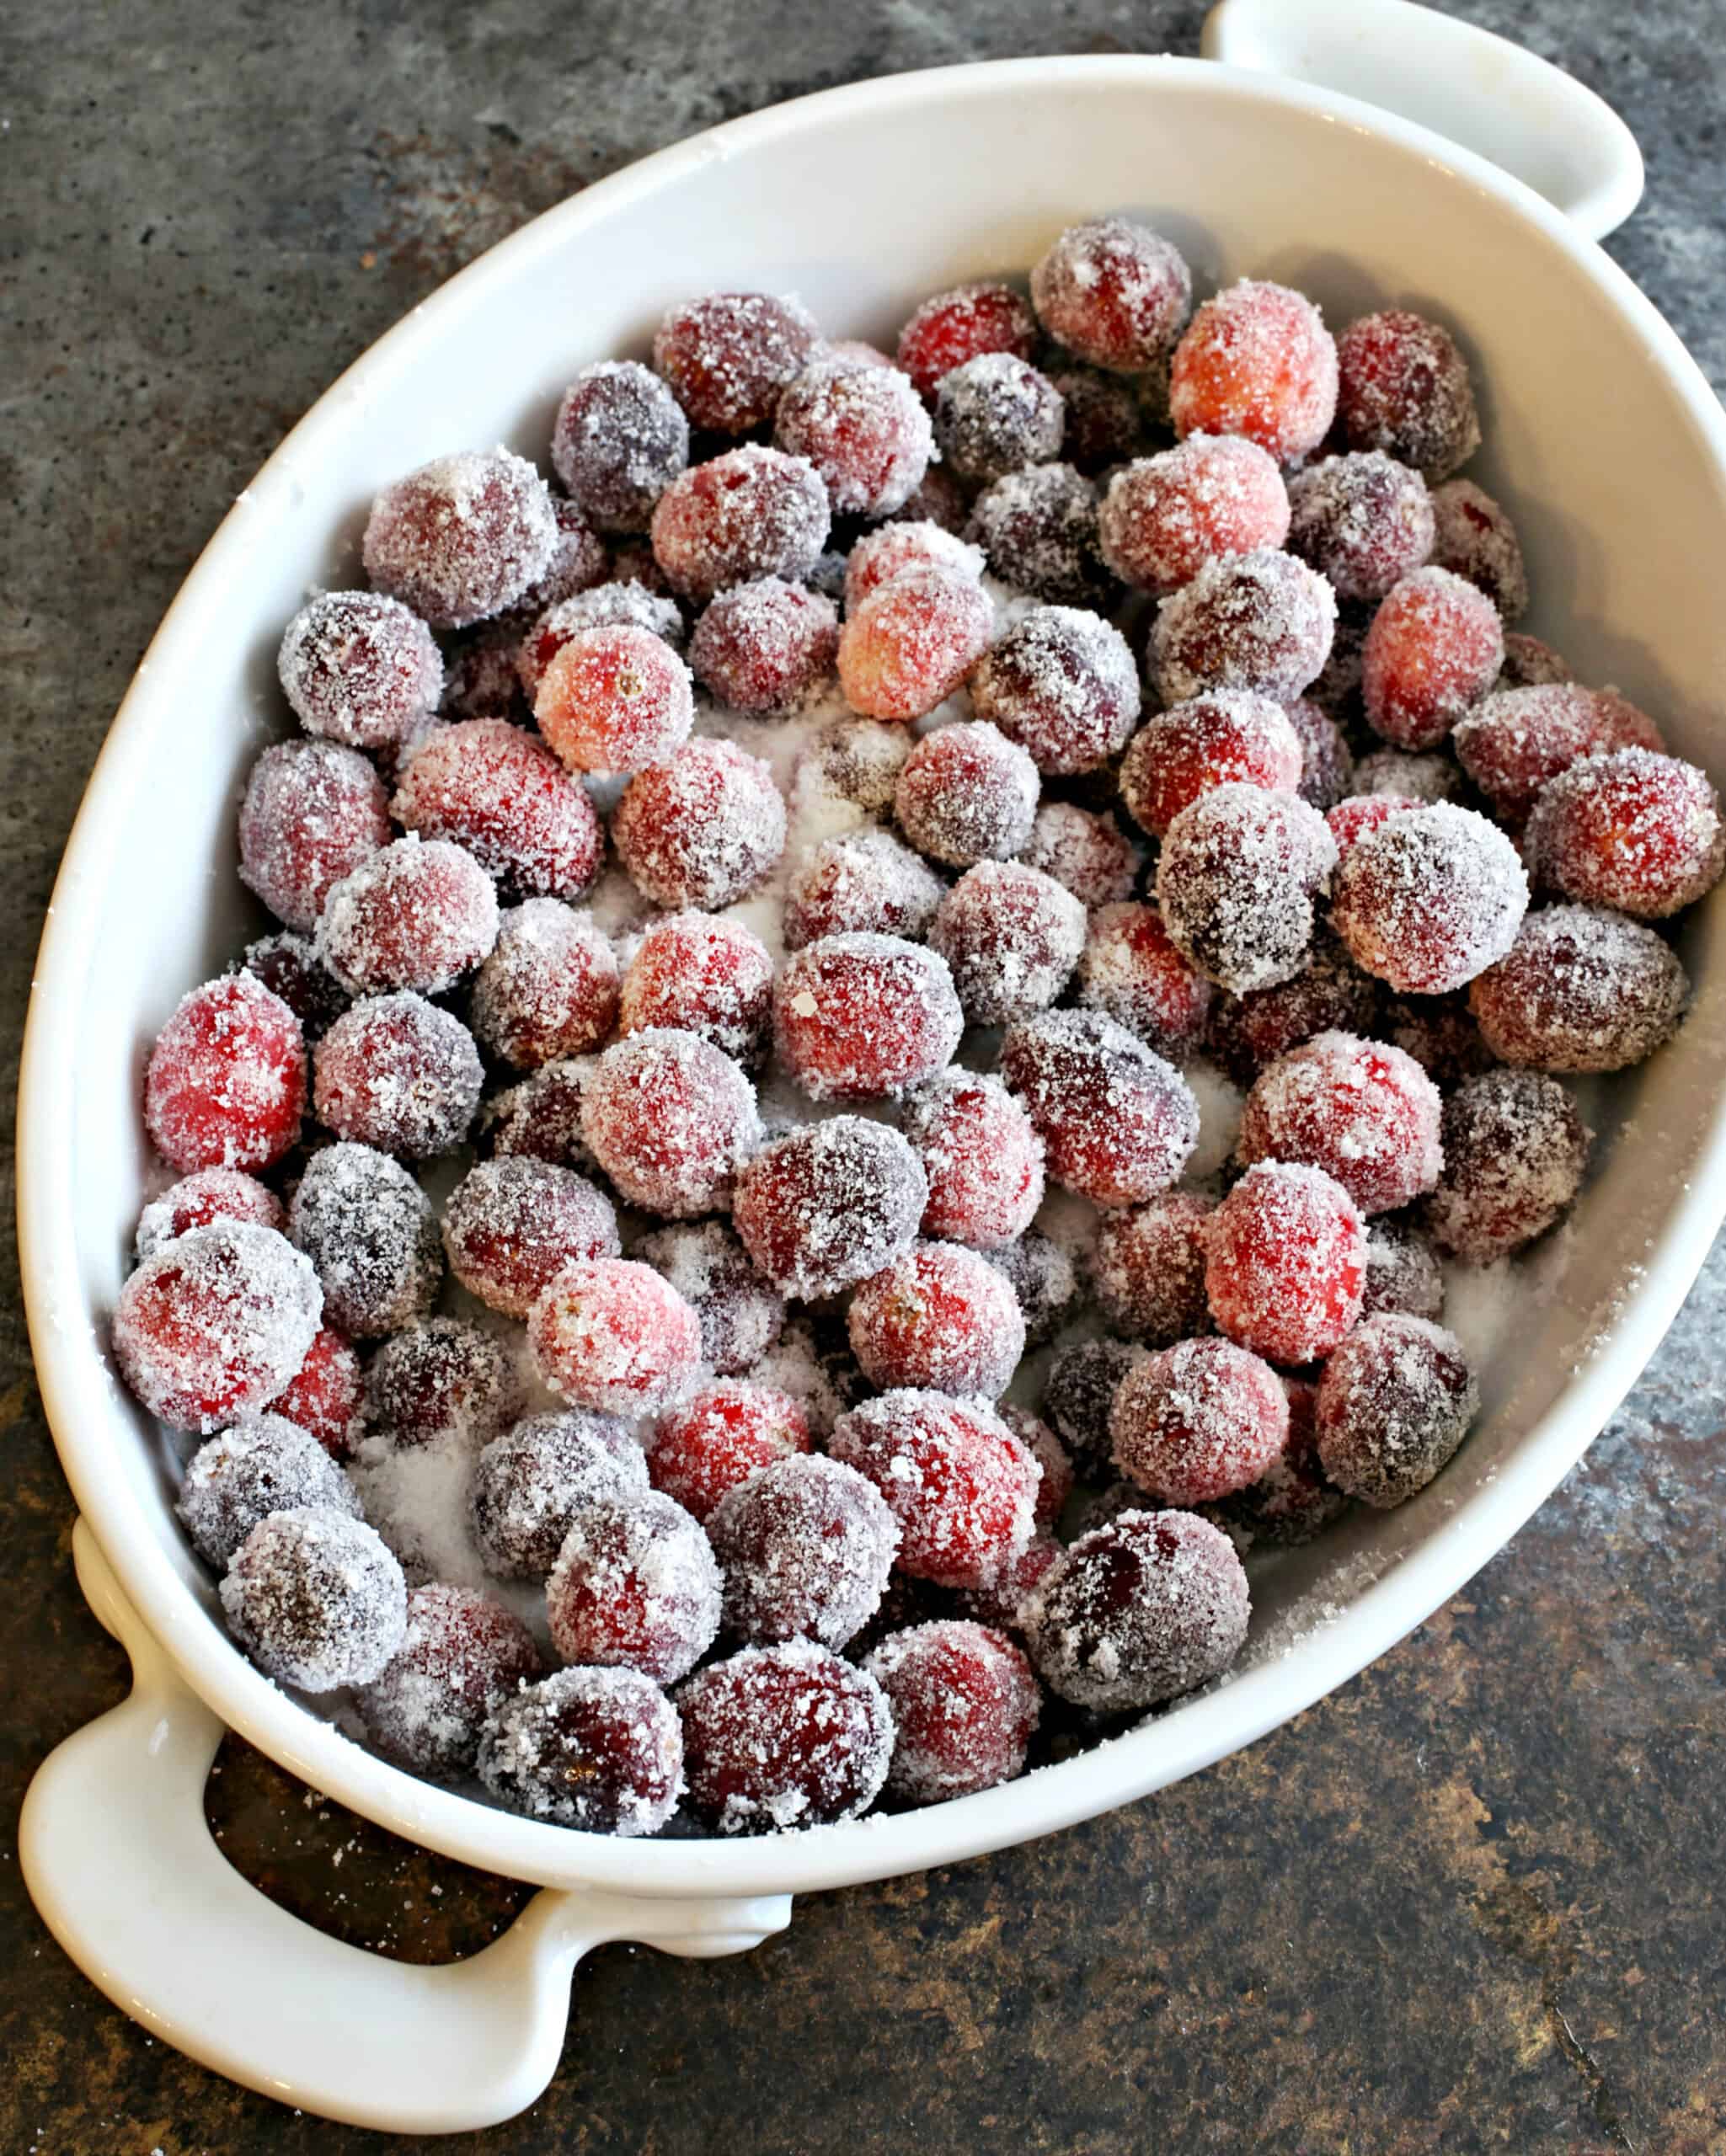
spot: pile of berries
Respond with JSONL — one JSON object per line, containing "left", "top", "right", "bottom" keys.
{"left": 117, "top": 223, "right": 1721, "bottom": 1839}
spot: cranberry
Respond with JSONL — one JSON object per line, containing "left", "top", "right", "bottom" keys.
{"left": 837, "top": 568, "right": 995, "bottom": 723}
{"left": 546, "top": 1489, "right": 719, "bottom": 1682}
{"left": 1205, "top": 1160, "right": 1366, "bottom": 1365}
{"left": 1237, "top": 1028, "right": 1445, "bottom": 1214}
{"left": 844, "top": 520, "right": 984, "bottom": 611}
{"left": 1155, "top": 783, "right": 1338, "bottom": 994}
{"left": 362, "top": 450, "right": 557, "bottom": 629}
{"left": 1075, "top": 900, "right": 1212, "bottom": 1055}
{"left": 529, "top": 1257, "right": 703, "bottom": 1417}
{"left": 965, "top": 464, "right": 1117, "bottom": 610}
{"left": 653, "top": 291, "right": 819, "bottom": 433}
{"left": 679, "top": 1641, "right": 893, "bottom": 1832}
{"left": 1361, "top": 567, "right": 1504, "bottom": 750}
{"left": 393, "top": 718, "right": 604, "bottom": 901}
{"left": 901, "top": 1070, "right": 1045, "bottom": 1251}
{"left": 733, "top": 1117, "right": 927, "bottom": 1299}
{"left": 551, "top": 359, "right": 690, "bottom": 530}
{"left": 928, "top": 861, "right": 1087, "bottom": 1026}
{"left": 1169, "top": 280, "right": 1339, "bottom": 463}
{"left": 1092, "top": 1188, "right": 1214, "bottom": 1344}
{"left": 313, "top": 992, "right": 482, "bottom": 1158}
{"left": 689, "top": 577, "right": 837, "bottom": 713}
{"left": 221, "top": 1508, "right": 406, "bottom": 1691}
{"left": 612, "top": 737, "right": 786, "bottom": 910}
{"left": 442, "top": 1155, "right": 619, "bottom": 1319}
{"left": 136, "top": 1166, "right": 284, "bottom": 1262}
{"left": 1001, "top": 1008, "right": 1199, "bottom": 1207}
{"left": 1286, "top": 452, "right": 1435, "bottom": 602}
{"left": 267, "top": 1323, "right": 364, "bottom": 1460}
{"left": 277, "top": 589, "right": 444, "bottom": 751}
{"left": 1467, "top": 905, "right": 1686, "bottom": 1072}
{"left": 1098, "top": 435, "right": 1290, "bottom": 595}
{"left": 240, "top": 740, "right": 392, "bottom": 933}
{"left": 318, "top": 837, "right": 498, "bottom": 998}
{"left": 287, "top": 1142, "right": 442, "bottom": 1340}
{"left": 1424, "top": 1068, "right": 1592, "bottom": 1262}
{"left": 774, "top": 355, "right": 932, "bottom": 516}
{"left": 1315, "top": 1314, "right": 1478, "bottom": 1507}
{"left": 896, "top": 722, "right": 1039, "bottom": 867}
{"left": 866, "top": 1619, "right": 1041, "bottom": 1802}
{"left": 774, "top": 933, "right": 963, "bottom": 1103}
{"left": 1332, "top": 802, "right": 1526, "bottom": 994}
{"left": 1336, "top": 310, "right": 1481, "bottom": 481}
{"left": 830, "top": 1390, "right": 1040, "bottom": 1589}
{"left": 1428, "top": 478, "right": 1527, "bottom": 619}
{"left": 1525, "top": 747, "right": 1725, "bottom": 919}
{"left": 358, "top": 1583, "right": 542, "bottom": 1780}
{"left": 896, "top": 281, "right": 1039, "bottom": 403}
{"left": 1016, "top": 801, "right": 1143, "bottom": 908}
{"left": 1121, "top": 691, "right": 1304, "bottom": 839}
{"left": 969, "top": 606, "right": 1140, "bottom": 776}
{"left": 1112, "top": 1336, "right": 1290, "bottom": 1505}
{"left": 618, "top": 912, "right": 774, "bottom": 1067}
{"left": 145, "top": 974, "right": 306, "bottom": 1175}
{"left": 649, "top": 446, "right": 830, "bottom": 602}
{"left": 848, "top": 1241, "right": 1026, "bottom": 1398}
{"left": 710, "top": 1453, "right": 899, "bottom": 1648}
{"left": 783, "top": 828, "right": 945, "bottom": 952}
{"left": 534, "top": 622, "right": 694, "bottom": 777}
{"left": 470, "top": 900, "right": 621, "bottom": 1070}
{"left": 1150, "top": 548, "right": 1337, "bottom": 706}
{"left": 1031, "top": 216, "right": 1191, "bottom": 371}
{"left": 468, "top": 1410, "right": 647, "bottom": 1581}
{"left": 364, "top": 1318, "right": 524, "bottom": 1450}
{"left": 478, "top": 1666, "right": 683, "bottom": 1833}
{"left": 176, "top": 1413, "right": 361, "bottom": 1567}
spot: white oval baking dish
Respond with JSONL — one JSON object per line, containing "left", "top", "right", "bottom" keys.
{"left": 19, "top": 9, "right": 1726, "bottom": 2134}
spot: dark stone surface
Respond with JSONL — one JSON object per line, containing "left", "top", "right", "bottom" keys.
{"left": 3, "top": 3, "right": 1723, "bottom": 2150}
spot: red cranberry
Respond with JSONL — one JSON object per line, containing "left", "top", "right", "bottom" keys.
{"left": 1206, "top": 1160, "right": 1366, "bottom": 1365}
{"left": 895, "top": 722, "right": 1039, "bottom": 867}
{"left": 529, "top": 1258, "right": 703, "bottom": 1417}
{"left": 1332, "top": 803, "right": 1526, "bottom": 994}
{"left": 689, "top": 577, "right": 837, "bottom": 712}
{"left": 240, "top": 740, "right": 392, "bottom": 933}
{"left": 1098, "top": 435, "right": 1290, "bottom": 595}
{"left": 733, "top": 1118, "right": 927, "bottom": 1300}
{"left": 1424, "top": 1068, "right": 1592, "bottom": 1262}
{"left": 896, "top": 281, "right": 1039, "bottom": 403}
{"left": 679, "top": 1641, "right": 893, "bottom": 1831}
{"left": 318, "top": 836, "right": 498, "bottom": 997}
{"left": 969, "top": 605, "right": 1140, "bottom": 776}
{"left": 1112, "top": 1336, "right": 1290, "bottom": 1504}
{"left": 1237, "top": 1028, "right": 1444, "bottom": 1214}
{"left": 1151, "top": 548, "right": 1337, "bottom": 706}
{"left": 848, "top": 1241, "right": 1026, "bottom": 1398}
{"left": 551, "top": 359, "right": 690, "bottom": 531}
{"left": 358, "top": 1583, "right": 543, "bottom": 1779}
{"left": 1016, "top": 801, "right": 1143, "bottom": 908}
{"left": 618, "top": 912, "right": 774, "bottom": 1067}
{"left": 1428, "top": 478, "right": 1527, "bottom": 619}
{"left": 830, "top": 1390, "right": 1040, "bottom": 1589}
{"left": 783, "top": 828, "right": 945, "bottom": 953}
{"left": 1121, "top": 691, "right": 1304, "bottom": 838}
{"left": 313, "top": 992, "right": 482, "bottom": 1157}
{"left": 866, "top": 1620, "right": 1040, "bottom": 1802}
{"left": 634, "top": 1221, "right": 785, "bottom": 1377}
{"left": 277, "top": 589, "right": 443, "bottom": 750}
{"left": 1525, "top": 747, "right": 1725, "bottom": 919}
{"left": 612, "top": 737, "right": 786, "bottom": 909}
{"left": 1032, "top": 216, "right": 1191, "bottom": 371}
{"left": 268, "top": 1323, "right": 364, "bottom": 1460}
{"left": 837, "top": 568, "right": 994, "bottom": 723}
{"left": 1001, "top": 1008, "right": 1200, "bottom": 1207}
{"left": 145, "top": 974, "right": 306, "bottom": 1175}
{"left": 1076, "top": 900, "right": 1212, "bottom": 1054}
{"left": 468, "top": 1409, "right": 647, "bottom": 1581}
{"left": 844, "top": 520, "right": 984, "bottom": 611}
{"left": 442, "top": 1156, "right": 619, "bottom": 1319}
{"left": 649, "top": 1381, "right": 810, "bottom": 1526}
{"left": 1336, "top": 310, "right": 1480, "bottom": 481}
{"left": 393, "top": 718, "right": 603, "bottom": 901}
{"left": 1156, "top": 783, "right": 1339, "bottom": 994}
{"left": 649, "top": 446, "right": 830, "bottom": 602}
{"left": 901, "top": 1070, "right": 1045, "bottom": 1251}
{"left": 479, "top": 1666, "right": 682, "bottom": 1833}
{"left": 470, "top": 899, "right": 620, "bottom": 1070}
{"left": 1287, "top": 452, "right": 1435, "bottom": 602}
{"left": 176, "top": 1413, "right": 361, "bottom": 1568}
{"left": 136, "top": 1166, "right": 284, "bottom": 1262}
{"left": 1361, "top": 566, "right": 1504, "bottom": 750}
{"left": 710, "top": 1452, "right": 898, "bottom": 1649}
{"left": 774, "top": 355, "right": 932, "bottom": 516}
{"left": 364, "top": 1317, "right": 524, "bottom": 1450}
{"left": 1169, "top": 281, "right": 1339, "bottom": 463}
{"left": 774, "top": 933, "right": 963, "bottom": 1102}
{"left": 1092, "top": 1189, "right": 1214, "bottom": 1343}
{"left": 1467, "top": 905, "right": 1686, "bottom": 1072}
{"left": 927, "top": 861, "right": 1087, "bottom": 1026}
{"left": 362, "top": 450, "right": 557, "bottom": 630}
{"left": 1316, "top": 1313, "right": 1478, "bottom": 1507}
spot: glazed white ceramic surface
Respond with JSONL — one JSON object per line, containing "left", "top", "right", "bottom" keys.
{"left": 20, "top": 16, "right": 1726, "bottom": 2135}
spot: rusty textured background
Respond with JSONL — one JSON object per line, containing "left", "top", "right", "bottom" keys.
{"left": 3, "top": 3, "right": 1723, "bottom": 2150}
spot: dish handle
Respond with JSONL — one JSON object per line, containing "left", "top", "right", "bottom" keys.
{"left": 19, "top": 1520, "right": 792, "bottom": 2136}
{"left": 1201, "top": 0, "right": 1644, "bottom": 242}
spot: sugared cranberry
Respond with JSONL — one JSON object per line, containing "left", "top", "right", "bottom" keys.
{"left": 278, "top": 589, "right": 444, "bottom": 751}
{"left": 313, "top": 992, "right": 482, "bottom": 1157}
{"left": 1332, "top": 802, "right": 1527, "bottom": 994}
{"left": 1049, "top": 364, "right": 1147, "bottom": 473}
{"left": 517, "top": 583, "right": 685, "bottom": 698}
{"left": 774, "top": 933, "right": 963, "bottom": 1103}
{"left": 900, "top": 1070, "right": 1044, "bottom": 1251}
{"left": 236, "top": 934, "right": 350, "bottom": 1040}
{"left": 145, "top": 974, "right": 306, "bottom": 1175}
{"left": 1327, "top": 792, "right": 1424, "bottom": 857}
{"left": 358, "top": 1583, "right": 542, "bottom": 1780}
{"left": 848, "top": 1241, "right": 1026, "bottom": 1398}
{"left": 618, "top": 912, "right": 774, "bottom": 1066}
{"left": 468, "top": 1409, "right": 646, "bottom": 1581}
{"left": 1032, "top": 216, "right": 1190, "bottom": 371}
{"left": 1237, "top": 1029, "right": 1444, "bottom": 1214}
{"left": 1024, "top": 1508, "right": 1249, "bottom": 1712}
{"left": 287, "top": 1142, "right": 442, "bottom": 1340}
{"left": 1316, "top": 1313, "right": 1478, "bottom": 1507}
{"left": 1285, "top": 697, "right": 1355, "bottom": 811}
{"left": 866, "top": 1620, "right": 1040, "bottom": 1803}
{"left": 393, "top": 718, "right": 603, "bottom": 902}
{"left": 1287, "top": 452, "right": 1435, "bottom": 602}
{"left": 442, "top": 1155, "right": 619, "bottom": 1319}
{"left": 364, "top": 1318, "right": 523, "bottom": 1450}
{"left": 480, "top": 1059, "right": 600, "bottom": 1170}
{"left": 1452, "top": 684, "right": 1659, "bottom": 823}
{"left": 1467, "top": 905, "right": 1686, "bottom": 1072}
{"left": 612, "top": 737, "right": 786, "bottom": 909}
{"left": 1169, "top": 281, "right": 1339, "bottom": 463}
{"left": 1075, "top": 900, "right": 1212, "bottom": 1054}
{"left": 240, "top": 741, "right": 392, "bottom": 934}
{"left": 1353, "top": 749, "right": 1464, "bottom": 803}
{"left": 1150, "top": 548, "right": 1337, "bottom": 706}
{"left": 222, "top": 1508, "right": 406, "bottom": 1691}
{"left": 710, "top": 1453, "right": 898, "bottom": 1649}
{"left": 648, "top": 1380, "right": 810, "bottom": 1525}
{"left": 965, "top": 464, "right": 1116, "bottom": 610}
{"left": 1017, "top": 800, "right": 1144, "bottom": 908}
{"left": 1525, "top": 747, "right": 1725, "bottom": 919}
{"left": 266, "top": 1323, "right": 364, "bottom": 1460}
{"left": 830, "top": 1390, "right": 1039, "bottom": 1589}
{"left": 1424, "top": 1068, "right": 1592, "bottom": 1262}
{"left": 986, "top": 1229, "right": 1082, "bottom": 1350}
{"left": 844, "top": 520, "right": 985, "bottom": 612}
{"left": 533, "top": 622, "right": 694, "bottom": 777}
{"left": 1112, "top": 1336, "right": 1290, "bottom": 1505}
{"left": 1361, "top": 566, "right": 1504, "bottom": 750}
{"left": 783, "top": 828, "right": 946, "bottom": 953}
{"left": 774, "top": 355, "right": 932, "bottom": 516}
{"left": 1499, "top": 632, "right": 1575, "bottom": 689}
{"left": 136, "top": 1166, "right": 284, "bottom": 1262}
{"left": 1040, "top": 1337, "right": 1138, "bottom": 1478}
{"left": 679, "top": 1641, "right": 893, "bottom": 1832}
{"left": 970, "top": 606, "right": 1139, "bottom": 776}
{"left": 689, "top": 578, "right": 837, "bottom": 712}
{"left": 652, "top": 291, "right": 819, "bottom": 433}
{"left": 1336, "top": 310, "right": 1480, "bottom": 481}
{"left": 895, "top": 722, "right": 1039, "bottom": 867}
{"left": 733, "top": 1118, "right": 927, "bottom": 1299}
{"left": 580, "top": 1028, "right": 759, "bottom": 1218}
{"left": 932, "top": 354, "right": 1065, "bottom": 486}
{"left": 1360, "top": 1217, "right": 1445, "bottom": 1322}
{"left": 478, "top": 1666, "right": 682, "bottom": 1833}
{"left": 837, "top": 568, "right": 995, "bottom": 723}
{"left": 1002, "top": 1008, "right": 1199, "bottom": 1207}
{"left": 318, "top": 836, "right": 498, "bottom": 997}
{"left": 927, "top": 861, "right": 1086, "bottom": 1026}
{"left": 896, "top": 280, "right": 1039, "bottom": 403}
{"left": 1428, "top": 478, "right": 1526, "bottom": 618}
{"left": 1092, "top": 1189, "right": 1214, "bottom": 1344}
{"left": 1121, "top": 691, "right": 1304, "bottom": 839}
{"left": 649, "top": 446, "right": 830, "bottom": 602}
{"left": 552, "top": 359, "right": 691, "bottom": 531}
{"left": 363, "top": 450, "right": 557, "bottom": 629}
{"left": 470, "top": 900, "right": 620, "bottom": 1070}
{"left": 177, "top": 1414, "right": 361, "bottom": 1568}
{"left": 1156, "top": 783, "right": 1338, "bottom": 994}
{"left": 1206, "top": 1160, "right": 1366, "bottom": 1364}
{"left": 529, "top": 1258, "right": 703, "bottom": 1417}
{"left": 546, "top": 1489, "right": 719, "bottom": 1682}
{"left": 1098, "top": 435, "right": 1290, "bottom": 595}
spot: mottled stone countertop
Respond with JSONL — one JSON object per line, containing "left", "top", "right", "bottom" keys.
{"left": 3, "top": 3, "right": 1723, "bottom": 2149}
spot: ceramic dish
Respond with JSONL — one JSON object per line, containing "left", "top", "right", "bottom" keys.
{"left": 19, "top": 7, "right": 1726, "bottom": 2132}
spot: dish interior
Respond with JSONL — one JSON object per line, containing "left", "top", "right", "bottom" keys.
{"left": 29, "top": 60, "right": 1726, "bottom": 1888}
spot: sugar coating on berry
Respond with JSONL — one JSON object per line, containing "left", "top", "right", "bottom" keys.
{"left": 518, "top": 584, "right": 686, "bottom": 701}
{"left": 970, "top": 606, "right": 1140, "bottom": 776}
{"left": 648, "top": 1380, "right": 810, "bottom": 1525}
{"left": 238, "top": 934, "right": 350, "bottom": 1041}
{"left": 269, "top": 1323, "right": 364, "bottom": 1460}
{"left": 649, "top": 446, "right": 831, "bottom": 603}
{"left": 733, "top": 1117, "right": 927, "bottom": 1299}
{"left": 1112, "top": 1336, "right": 1290, "bottom": 1505}
{"left": 1332, "top": 803, "right": 1527, "bottom": 995}
{"left": 690, "top": 578, "right": 838, "bottom": 713}
{"left": 580, "top": 1028, "right": 759, "bottom": 1217}
{"left": 1050, "top": 365, "right": 1147, "bottom": 473}
{"left": 393, "top": 718, "right": 603, "bottom": 902}
{"left": 1361, "top": 1218, "right": 1445, "bottom": 1322}
{"left": 470, "top": 900, "right": 620, "bottom": 1070}
{"left": 844, "top": 521, "right": 985, "bottom": 612}
{"left": 965, "top": 464, "right": 1117, "bottom": 611}
{"left": 829, "top": 1390, "right": 1039, "bottom": 1589}
{"left": 1327, "top": 793, "right": 1423, "bottom": 859}
{"left": 1122, "top": 691, "right": 1305, "bottom": 839}
{"left": 1316, "top": 1313, "right": 1478, "bottom": 1508}
{"left": 479, "top": 1665, "right": 683, "bottom": 1833}
{"left": 1336, "top": 310, "right": 1480, "bottom": 482}
{"left": 530, "top": 1257, "right": 703, "bottom": 1416}
{"left": 318, "top": 835, "right": 498, "bottom": 997}
{"left": 278, "top": 590, "right": 444, "bottom": 750}
{"left": 1002, "top": 1007, "right": 1200, "bottom": 1207}
{"left": 178, "top": 1414, "right": 361, "bottom": 1568}
{"left": 1156, "top": 782, "right": 1339, "bottom": 995}
{"left": 838, "top": 568, "right": 995, "bottom": 723}
{"left": 1424, "top": 1068, "right": 1592, "bottom": 1263}
{"left": 867, "top": 1619, "right": 1040, "bottom": 1803}
{"left": 710, "top": 1452, "right": 898, "bottom": 1649}
{"left": 356, "top": 1582, "right": 542, "bottom": 1780}
{"left": 442, "top": 1155, "right": 619, "bottom": 1319}
{"left": 1092, "top": 1189, "right": 1215, "bottom": 1345}
{"left": 288, "top": 1143, "right": 441, "bottom": 1339}
{"left": 482, "top": 1058, "right": 600, "bottom": 1171}
{"left": 533, "top": 622, "right": 694, "bottom": 778}
{"left": 136, "top": 1167, "right": 284, "bottom": 1263}
{"left": 951, "top": 1530, "right": 1062, "bottom": 1636}
{"left": 984, "top": 1229, "right": 1081, "bottom": 1349}
{"left": 848, "top": 1241, "right": 1027, "bottom": 1398}
{"left": 1287, "top": 452, "right": 1435, "bottom": 603}
{"left": 363, "top": 451, "right": 557, "bottom": 630}
{"left": 896, "top": 280, "right": 1039, "bottom": 403}
{"left": 313, "top": 992, "right": 483, "bottom": 1158}
{"left": 1205, "top": 930, "right": 1381, "bottom": 1082}
{"left": 928, "top": 861, "right": 1086, "bottom": 1026}
{"left": 1353, "top": 751, "right": 1464, "bottom": 803}
{"left": 791, "top": 720, "right": 915, "bottom": 831}
{"left": 240, "top": 741, "right": 392, "bottom": 934}
{"left": 678, "top": 1640, "right": 893, "bottom": 1833}
{"left": 774, "top": 933, "right": 964, "bottom": 1103}
{"left": 1525, "top": 747, "right": 1726, "bottom": 920}
{"left": 612, "top": 737, "right": 786, "bottom": 910}
{"left": 1452, "top": 685, "right": 1654, "bottom": 823}
{"left": 365, "top": 1319, "right": 525, "bottom": 1450}
{"left": 546, "top": 1489, "right": 720, "bottom": 1682}
{"left": 1361, "top": 567, "right": 1504, "bottom": 750}
{"left": 1098, "top": 436, "right": 1290, "bottom": 595}
{"left": 783, "top": 828, "right": 946, "bottom": 953}
{"left": 145, "top": 974, "right": 307, "bottom": 1176}
{"left": 1170, "top": 280, "right": 1339, "bottom": 463}
{"left": 1206, "top": 1160, "right": 1366, "bottom": 1365}
{"left": 619, "top": 913, "right": 774, "bottom": 1066}
{"left": 1031, "top": 216, "right": 1191, "bottom": 371}
{"left": 895, "top": 723, "right": 1039, "bottom": 869}
{"left": 1076, "top": 900, "right": 1213, "bottom": 1055}
{"left": 901, "top": 1070, "right": 1045, "bottom": 1251}
{"left": 653, "top": 291, "right": 819, "bottom": 434}
{"left": 469, "top": 1409, "right": 647, "bottom": 1580}
{"left": 1467, "top": 905, "right": 1686, "bottom": 1073}
{"left": 773, "top": 355, "right": 932, "bottom": 517}
{"left": 933, "top": 354, "right": 1065, "bottom": 487}
{"left": 1017, "top": 801, "right": 1143, "bottom": 909}
{"left": 222, "top": 1505, "right": 406, "bottom": 1691}
{"left": 1152, "top": 547, "right": 1337, "bottom": 707}
{"left": 552, "top": 360, "right": 691, "bottom": 531}
{"left": 635, "top": 1221, "right": 785, "bottom": 1378}
{"left": 1024, "top": 1508, "right": 1249, "bottom": 1713}
{"left": 1428, "top": 478, "right": 1527, "bottom": 620}
{"left": 1237, "top": 1029, "right": 1444, "bottom": 1214}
